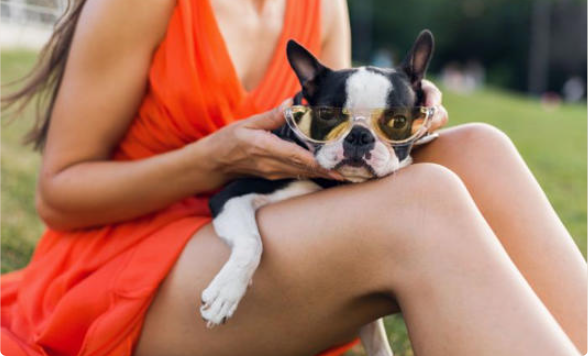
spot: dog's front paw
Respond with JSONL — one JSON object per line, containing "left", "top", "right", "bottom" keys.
{"left": 200, "top": 269, "right": 250, "bottom": 328}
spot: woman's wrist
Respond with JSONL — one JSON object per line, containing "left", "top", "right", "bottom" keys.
{"left": 179, "top": 134, "right": 232, "bottom": 193}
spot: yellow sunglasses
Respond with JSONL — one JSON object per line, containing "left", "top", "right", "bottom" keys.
{"left": 284, "top": 105, "right": 435, "bottom": 146}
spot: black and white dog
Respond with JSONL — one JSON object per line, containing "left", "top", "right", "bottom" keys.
{"left": 201, "top": 30, "right": 435, "bottom": 356}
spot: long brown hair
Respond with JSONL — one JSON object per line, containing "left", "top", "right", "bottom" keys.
{"left": 2, "top": 0, "right": 88, "bottom": 151}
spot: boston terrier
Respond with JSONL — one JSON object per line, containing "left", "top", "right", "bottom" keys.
{"left": 201, "top": 30, "right": 436, "bottom": 356}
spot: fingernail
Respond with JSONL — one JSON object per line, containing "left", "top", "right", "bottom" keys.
{"left": 328, "top": 172, "right": 345, "bottom": 181}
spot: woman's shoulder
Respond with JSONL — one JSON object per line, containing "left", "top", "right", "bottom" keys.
{"left": 320, "top": 0, "right": 347, "bottom": 38}
{"left": 320, "top": 0, "right": 351, "bottom": 69}
{"left": 81, "top": 0, "right": 177, "bottom": 52}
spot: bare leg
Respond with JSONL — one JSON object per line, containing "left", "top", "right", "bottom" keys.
{"left": 135, "top": 164, "right": 579, "bottom": 356}
{"left": 413, "top": 123, "right": 587, "bottom": 352}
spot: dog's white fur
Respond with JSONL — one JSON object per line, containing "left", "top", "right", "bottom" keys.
{"left": 316, "top": 139, "right": 403, "bottom": 183}
{"left": 345, "top": 68, "right": 392, "bottom": 110}
{"left": 201, "top": 181, "right": 321, "bottom": 326}
{"left": 203, "top": 67, "right": 405, "bottom": 355}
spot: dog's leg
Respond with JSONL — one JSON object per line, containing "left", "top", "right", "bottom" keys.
{"left": 200, "top": 193, "right": 266, "bottom": 327}
{"left": 201, "top": 180, "right": 321, "bottom": 327}
{"left": 360, "top": 318, "right": 394, "bottom": 356}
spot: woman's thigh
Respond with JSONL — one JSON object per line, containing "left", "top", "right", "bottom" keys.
{"left": 412, "top": 123, "right": 587, "bottom": 352}
{"left": 134, "top": 164, "right": 444, "bottom": 356}
{"left": 134, "top": 145, "right": 580, "bottom": 356}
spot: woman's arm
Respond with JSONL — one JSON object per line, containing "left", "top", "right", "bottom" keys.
{"left": 38, "top": 0, "right": 183, "bottom": 230}
{"left": 320, "top": 0, "right": 352, "bottom": 69}
{"left": 37, "top": 0, "right": 330, "bottom": 231}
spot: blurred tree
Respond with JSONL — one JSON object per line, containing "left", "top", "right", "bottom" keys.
{"left": 528, "top": 0, "right": 551, "bottom": 95}
{"left": 347, "top": 0, "right": 587, "bottom": 95}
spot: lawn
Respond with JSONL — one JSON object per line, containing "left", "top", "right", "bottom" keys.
{"left": 1, "top": 50, "right": 586, "bottom": 356}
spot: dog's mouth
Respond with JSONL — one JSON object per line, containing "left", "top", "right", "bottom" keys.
{"left": 334, "top": 158, "right": 377, "bottom": 182}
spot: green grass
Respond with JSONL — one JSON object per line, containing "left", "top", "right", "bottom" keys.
{"left": 1, "top": 50, "right": 44, "bottom": 274}
{"left": 444, "top": 87, "right": 587, "bottom": 252}
{"left": 1, "top": 51, "right": 586, "bottom": 356}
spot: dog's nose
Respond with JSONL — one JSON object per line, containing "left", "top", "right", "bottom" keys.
{"left": 343, "top": 126, "right": 375, "bottom": 160}
{"left": 344, "top": 126, "right": 375, "bottom": 147}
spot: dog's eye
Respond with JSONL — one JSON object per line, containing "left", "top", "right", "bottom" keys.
{"left": 316, "top": 108, "right": 347, "bottom": 124}
{"left": 389, "top": 115, "right": 408, "bottom": 129}
{"left": 375, "top": 111, "right": 414, "bottom": 141}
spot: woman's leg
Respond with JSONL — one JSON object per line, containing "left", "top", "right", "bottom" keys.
{"left": 413, "top": 123, "right": 587, "bottom": 352}
{"left": 134, "top": 164, "right": 579, "bottom": 356}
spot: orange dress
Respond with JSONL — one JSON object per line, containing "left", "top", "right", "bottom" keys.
{"left": 1, "top": 0, "right": 358, "bottom": 355}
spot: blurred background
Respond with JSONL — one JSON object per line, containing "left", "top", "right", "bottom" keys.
{"left": 348, "top": 0, "right": 587, "bottom": 102}
{"left": 1, "top": 1, "right": 586, "bottom": 356}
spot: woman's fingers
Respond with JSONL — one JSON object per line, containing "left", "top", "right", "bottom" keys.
{"left": 246, "top": 99, "right": 292, "bottom": 131}
{"left": 422, "top": 79, "right": 448, "bottom": 132}
{"left": 262, "top": 161, "right": 333, "bottom": 180}
{"left": 422, "top": 79, "right": 442, "bottom": 106}
{"left": 255, "top": 133, "right": 342, "bottom": 180}
{"left": 429, "top": 105, "right": 448, "bottom": 132}
{"left": 233, "top": 98, "right": 345, "bottom": 181}
{"left": 260, "top": 134, "right": 329, "bottom": 174}
{"left": 273, "top": 164, "right": 343, "bottom": 181}
{"left": 258, "top": 132, "right": 315, "bottom": 164}
{"left": 236, "top": 99, "right": 346, "bottom": 181}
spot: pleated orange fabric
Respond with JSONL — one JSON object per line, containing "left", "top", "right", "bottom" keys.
{"left": 1, "top": 0, "right": 358, "bottom": 355}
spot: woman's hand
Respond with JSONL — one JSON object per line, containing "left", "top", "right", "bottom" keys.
{"left": 206, "top": 100, "right": 342, "bottom": 181}
{"left": 422, "top": 79, "right": 449, "bottom": 132}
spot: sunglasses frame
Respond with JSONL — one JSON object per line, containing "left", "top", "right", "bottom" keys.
{"left": 284, "top": 105, "right": 436, "bottom": 146}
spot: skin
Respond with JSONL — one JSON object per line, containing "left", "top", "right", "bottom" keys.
{"left": 34, "top": 0, "right": 585, "bottom": 354}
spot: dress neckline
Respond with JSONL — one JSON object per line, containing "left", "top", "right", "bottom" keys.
{"left": 203, "top": 0, "right": 293, "bottom": 97}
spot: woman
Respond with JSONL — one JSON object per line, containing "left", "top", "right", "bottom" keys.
{"left": 1, "top": 0, "right": 585, "bottom": 355}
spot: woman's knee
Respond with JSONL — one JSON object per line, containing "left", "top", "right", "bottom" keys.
{"left": 400, "top": 162, "right": 467, "bottom": 197}
{"left": 377, "top": 163, "right": 474, "bottom": 230}
{"left": 373, "top": 163, "right": 497, "bottom": 277}
{"left": 412, "top": 123, "right": 521, "bottom": 176}
{"left": 453, "top": 122, "right": 516, "bottom": 154}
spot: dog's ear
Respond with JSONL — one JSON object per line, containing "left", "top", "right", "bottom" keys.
{"left": 287, "top": 40, "right": 330, "bottom": 97}
{"left": 401, "top": 30, "right": 434, "bottom": 87}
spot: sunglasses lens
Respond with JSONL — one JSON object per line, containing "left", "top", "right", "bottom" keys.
{"left": 290, "top": 107, "right": 351, "bottom": 142}
{"left": 288, "top": 106, "right": 430, "bottom": 144}
{"left": 374, "top": 108, "right": 427, "bottom": 142}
